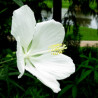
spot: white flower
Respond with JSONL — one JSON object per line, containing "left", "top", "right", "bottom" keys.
{"left": 11, "top": 5, "right": 75, "bottom": 93}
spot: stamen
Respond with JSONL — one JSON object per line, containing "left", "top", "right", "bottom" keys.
{"left": 24, "top": 44, "right": 67, "bottom": 58}
{"left": 48, "top": 44, "right": 67, "bottom": 55}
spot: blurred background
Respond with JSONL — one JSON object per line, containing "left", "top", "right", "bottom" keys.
{"left": 0, "top": 0, "right": 98, "bottom": 98}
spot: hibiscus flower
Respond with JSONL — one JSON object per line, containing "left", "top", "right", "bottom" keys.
{"left": 11, "top": 5, "right": 75, "bottom": 93}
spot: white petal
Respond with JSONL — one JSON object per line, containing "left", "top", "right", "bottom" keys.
{"left": 25, "top": 60, "right": 61, "bottom": 93}
{"left": 17, "top": 38, "right": 25, "bottom": 78}
{"left": 11, "top": 5, "right": 36, "bottom": 51}
{"left": 29, "top": 20, "right": 65, "bottom": 54}
{"left": 30, "top": 53, "right": 75, "bottom": 80}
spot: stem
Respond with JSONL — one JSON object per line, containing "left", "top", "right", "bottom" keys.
{"left": 0, "top": 58, "right": 16, "bottom": 65}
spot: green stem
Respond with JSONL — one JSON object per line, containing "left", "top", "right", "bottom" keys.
{"left": 0, "top": 58, "right": 16, "bottom": 65}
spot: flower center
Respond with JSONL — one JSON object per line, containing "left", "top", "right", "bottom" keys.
{"left": 22, "top": 43, "right": 67, "bottom": 67}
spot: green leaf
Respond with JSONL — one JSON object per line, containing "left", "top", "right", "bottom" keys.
{"left": 72, "top": 86, "right": 77, "bottom": 98}
{"left": 9, "top": 79, "right": 25, "bottom": 91}
{"left": 77, "top": 70, "right": 92, "bottom": 84}
{"left": 95, "top": 65, "right": 98, "bottom": 70}
{"left": 81, "top": 64, "right": 93, "bottom": 69}
{"left": 6, "top": 54, "right": 12, "bottom": 58}
{"left": 88, "top": 52, "right": 91, "bottom": 59}
{"left": 0, "top": 58, "right": 16, "bottom": 65}
{"left": 13, "top": 0, "right": 24, "bottom": 7}
{"left": 58, "top": 85, "right": 73, "bottom": 98}
{"left": 76, "top": 60, "right": 89, "bottom": 71}
{"left": 82, "top": 60, "right": 89, "bottom": 65}
{"left": 94, "top": 71, "right": 98, "bottom": 83}
{"left": 0, "top": 8, "right": 8, "bottom": 14}
{"left": 0, "top": 68, "right": 6, "bottom": 80}
{"left": 8, "top": 72, "right": 19, "bottom": 76}
{"left": 80, "top": 54, "right": 88, "bottom": 59}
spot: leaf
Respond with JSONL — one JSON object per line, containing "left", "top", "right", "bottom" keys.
{"left": 88, "top": 52, "right": 91, "bottom": 59}
{"left": 58, "top": 85, "right": 73, "bottom": 98}
{"left": 72, "top": 86, "right": 77, "bottom": 98}
{"left": 82, "top": 60, "right": 89, "bottom": 65}
{"left": 95, "top": 65, "right": 98, "bottom": 70}
{"left": 77, "top": 70, "right": 92, "bottom": 84}
{"left": 76, "top": 60, "right": 89, "bottom": 71}
{"left": 80, "top": 54, "right": 88, "bottom": 59}
{"left": 0, "top": 58, "right": 16, "bottom": 65}
{"left": 6, "top": 54, "right": 12, "bottom": 58}
{"left": 8, "top": 72, "right": 19, "bottom": 76}
{"left": 81, "top": 64, "right": 93, "bottom": 69}
{"left": 94, "top": 71, "right": 98, "bottom": 83}
{"left": 0, "top": 8, "right": 8, "bottom": 14}
{"left": 0, "top": 68, "right": 6, "bottom": 80}
{"left": 9, "top": 79, "right": 25, "bottom": 91}
{"left": 13, "top": 0, "right": 24, "bottom": 7}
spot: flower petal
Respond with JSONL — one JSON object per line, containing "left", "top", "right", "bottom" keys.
{"left": 25, "top": 60, "right": 61, "bottom": 93}
{"left": 30, "top": 53, "right": 75, "bottom": 80}
{"left": 29, "top": 20, "right": 65, "bottom": 54}
{"left": 17, "top": 38, "right": 25, "bottom": 78}
{"left": 11, "top": 5, "right": 36, "bottom": 51}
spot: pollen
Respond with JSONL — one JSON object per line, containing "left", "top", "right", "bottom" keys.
{"left": 48, "top": 44, "right": 67, "bottom": 55}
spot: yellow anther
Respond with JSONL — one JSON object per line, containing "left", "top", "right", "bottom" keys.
{"left": 48, "top": 44, "right": 67, "bottom": 55}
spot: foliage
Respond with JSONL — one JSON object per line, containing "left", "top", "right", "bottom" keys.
{"left": 0, "top": 0, "right": 98, "bottom": 98}
{"left": 0, "top": 47, "right": 98, "bottom": 98}
{"left": 67, "top": 26, "right": 98, "bottom": 40}
{"left": 44, "top": 0, "right": 98, "bottom": 10}
{"left": 44, "top": 0, "right": 70, "bottom": 8}
{"left": 0, "top": 0, "right": 48, "bottom": 51}
{"left": 68, "top": 0, "right": 98, "bottom": 14}
{"left": 58, "top": 47, "right": 98, "bottom": 98}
